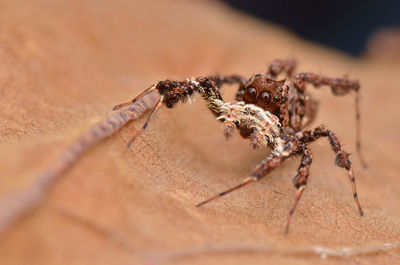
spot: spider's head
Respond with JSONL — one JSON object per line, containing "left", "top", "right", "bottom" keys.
{"left": 241, "top": 74, "right": 287, "bottom": 117}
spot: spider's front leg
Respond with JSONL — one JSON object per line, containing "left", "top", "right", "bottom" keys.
{"left": 293, "top": 72, "right": 367, "bottom": 168}
{"left": 209, "top": 74, "right": 248, "bottom": 89}
{"left": 112, "top": 75, "right": 247, "bottom": 146}
{"left": 297, "top": 125, "right": 364, "bottom": 216}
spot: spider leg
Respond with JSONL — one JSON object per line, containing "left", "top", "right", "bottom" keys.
{"left": 298, "top": 125, "right": 364, "bottom": 216}
{"left": 116, "top": 75, "right": 248, "bottom": 146}
{"left": 267, "top": 58, "right": 297, "bottom": 78}
{"left": 126, "top": 95, "right": 164, "bottom": 147}
{"left": 207, "top": 75, "right": 247, "bottom": 102}
{"left": 195, "top": 177, "right": 256, "bottom": 207}
{"left": 112, "top": 84, "right": 156, "bottom": 110}
{"left": 285, "top": 143, "right": 312, "bottom": 234}
{"left": 201, "top": 75, "right": 247, "bottom": 117}
{"left": 294, "top": 72, "right": 367, "bottom": 168}
{"left": 196, "top": 136, "right": 300, "bottom": 207}
{"left": 354, "top": 90, "right": 367, "bottom": 168}
{"left": 209, "top": 74, "right": 248, "bottom": 88}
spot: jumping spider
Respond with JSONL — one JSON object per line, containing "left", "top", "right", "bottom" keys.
{"left": 113, "top": 59, "right": 365, "bottom": 234}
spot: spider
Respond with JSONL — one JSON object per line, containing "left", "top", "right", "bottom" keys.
{"left": 113, "top": 59, "right": 365, "bottom": 234}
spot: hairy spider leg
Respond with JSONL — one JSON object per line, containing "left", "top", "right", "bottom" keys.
{"left": 278, "top": 79, "right": 291, "bottom": 128}
{"left": 112, "top": 84, "right": 156, "bottom": 110}
{"left": 209, "top": 74, "right": 248, "bottom": 87}
{"left": 196, "top": 136, "right": 300, "bottom": 208}
{"left": 354, "top": 90, "right": 367, "bottom": 168}
{"left": 195, "top": 177, "right": 256, "bottom": 207}
{"left": 285, "top": 143, "right": 312, "bottom": 234}
{"left": 114, "top": 75, "right": 249, "bottom": 147}
{"left": 294, "top": 73, "right": 367, "bottom": 168}
{"left": 299, "top": 125, "right": 364, "bottom": 216}
{"left": 126, "top": 95, "right": 164, "bottom": 147}
{"left": 267, "top": 58, "right": 297, "bottom": 78}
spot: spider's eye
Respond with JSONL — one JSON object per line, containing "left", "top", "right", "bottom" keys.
{"left": 258, "top": 91, "right": 271, "bottom": 105}
{"left": 245, "top": 86, "right": 257, "bottom": 101}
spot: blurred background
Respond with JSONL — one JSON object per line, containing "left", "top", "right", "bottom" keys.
{"left": 228, "top": 0, "right": 400, "bottom": 56}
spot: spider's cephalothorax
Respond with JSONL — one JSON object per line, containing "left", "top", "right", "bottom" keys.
{"left": 113, "top": 59, "right": 366, "bottom": 234}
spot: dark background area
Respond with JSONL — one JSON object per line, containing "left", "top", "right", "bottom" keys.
{"left": 227, "top": 0, "right": 400, "bottom": 56}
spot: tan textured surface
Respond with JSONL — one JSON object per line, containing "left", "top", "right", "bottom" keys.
{"left": 0, "top": 0, "right": 399, "bottom": 264}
